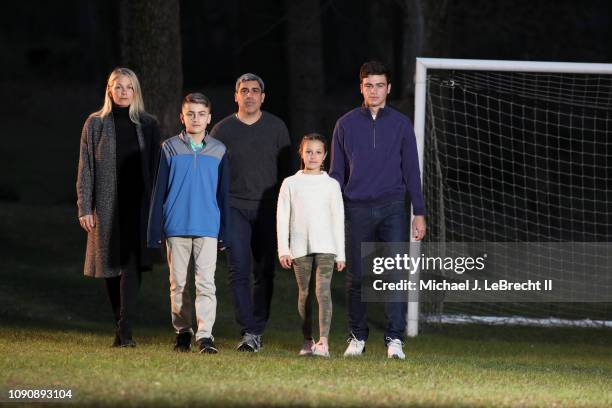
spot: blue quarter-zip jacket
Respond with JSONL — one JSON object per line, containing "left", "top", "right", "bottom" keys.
{"left": 330, "top": 105, "right": 425, "bottom": 215}
{"left": 147, "top": 131, "right": 230, "bottom": 247}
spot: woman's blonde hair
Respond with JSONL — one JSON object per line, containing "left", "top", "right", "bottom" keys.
{"left": 93, "top": 67, "right": 145, "bottom": 123}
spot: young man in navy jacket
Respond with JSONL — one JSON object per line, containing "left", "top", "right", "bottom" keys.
{"left": 330, "top": 61, "right": 426, "bottom": 360}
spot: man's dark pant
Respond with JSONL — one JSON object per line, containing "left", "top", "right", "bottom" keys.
{"left": 345, "top": 200, "right": 409, "bottom": 343}
{"left": 226, "top": 206, "right": 276, "bottom": 336}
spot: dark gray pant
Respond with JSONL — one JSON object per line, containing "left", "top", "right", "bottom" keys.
{"left": 226, "top": 206, "right": 277, "bottom": 336}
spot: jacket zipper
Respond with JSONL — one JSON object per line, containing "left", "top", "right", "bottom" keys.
{"left": 373, "top": 118, "right": 376, "bottom": 149}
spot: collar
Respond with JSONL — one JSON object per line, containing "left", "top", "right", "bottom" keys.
{"left": 181, "top": 130, "right": 207, "bottom": 151}
{"left": 359, "top": 104, "right": 388, "bottom": 118}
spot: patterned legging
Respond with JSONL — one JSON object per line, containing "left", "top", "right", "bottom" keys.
{"left": 292, "top": 253, "right": 335, "bottom": 338}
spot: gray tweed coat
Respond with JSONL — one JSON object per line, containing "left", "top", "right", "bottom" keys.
{"left": 76, "top": 111, "right": 161, "bottom": 278}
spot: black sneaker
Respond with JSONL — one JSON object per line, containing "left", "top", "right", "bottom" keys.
{"left": 236, "top": 333, "right": 261, "bottom": 352}
{"left": 174, "top": 332, "right": 192, "bottom": 352}
{"left": 198, "top": 337, "right": 218, "bottom": 354}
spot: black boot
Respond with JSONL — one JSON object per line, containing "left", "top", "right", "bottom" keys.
{"left": 117, "top": 321, "right": 136, "bottom": 348}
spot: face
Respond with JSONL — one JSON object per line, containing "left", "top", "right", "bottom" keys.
{"left": 109, "top": 75, "right": 135, "bottom": 107}
{"left": 235, "top": 80, "right": 265, "bottom": 115}
{"left": 180, "top": 102, "right": 211, "bottom": 135}
{"left": 360, "top": 74, "right": 391, "bottom": 109}
{"left": 301, "top": 140, "right": 326, "bottom": 172}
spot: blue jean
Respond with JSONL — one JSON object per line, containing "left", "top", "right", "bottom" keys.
{"left": 345, "top": 201, "right": 409, "bottom": 343}
{"left": 225, "top": 206, "right": 276, "bottom": 336}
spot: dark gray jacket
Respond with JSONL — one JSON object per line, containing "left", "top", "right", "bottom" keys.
{"left": 76, "top": 111, "right": 160, "bottom": 278}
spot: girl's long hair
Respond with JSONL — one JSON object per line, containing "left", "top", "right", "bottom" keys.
{"left": 298, "top": 133, "right": 327, "bottom": 170}
{"left": 93, "top": 67, "right": 145, "bottom": 124}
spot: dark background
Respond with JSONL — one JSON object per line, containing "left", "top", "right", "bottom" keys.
{"left": 0, "top": 0, "right": 610, "bottom": 337}
{"left": 1, "top": 0, "right": 611, "bottom": 208}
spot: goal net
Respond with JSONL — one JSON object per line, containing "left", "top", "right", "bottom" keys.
{"left": 411, "top": 58, "right": 612, "bottom": 333}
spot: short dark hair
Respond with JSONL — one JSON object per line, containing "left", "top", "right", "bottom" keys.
{"left": 182, "top": 92, "right": 211, "bottom": 110}
{"left": 235, "top": 73, "right": 265, "bottom": 93}
{"left": 359, "top": 61, "right": 391, "bottom": 83}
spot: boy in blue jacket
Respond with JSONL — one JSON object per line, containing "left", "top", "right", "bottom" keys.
{"left": 148, "top": 93, "right": 230, "bottom": 353}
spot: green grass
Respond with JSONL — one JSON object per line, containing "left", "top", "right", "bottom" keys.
{"left": 1, "top": 203, "right": 611, "bottom": 407}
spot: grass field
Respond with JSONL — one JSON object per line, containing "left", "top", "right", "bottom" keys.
{"left": 1, "top": 203, "right": 611, "bottom": 407}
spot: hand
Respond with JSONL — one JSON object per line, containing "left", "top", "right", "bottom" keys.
{"left": 279, "top": 255, "right": 292, "bottom": 269}
{"left": 412, "top": 215, "right": 426, "bottom": 241}
{"left": 336, "top": 261, "right": 345, "bottom": 272}
{"left": 78, "top": 214, "right": 96, "bottom": 233}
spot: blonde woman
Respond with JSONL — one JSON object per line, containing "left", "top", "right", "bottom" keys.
{"left": 76, "top": 68, "right": 161, "bottom": 347}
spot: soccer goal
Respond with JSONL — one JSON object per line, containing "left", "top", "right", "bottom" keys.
{"left": 408, "top": 58, "right": 612, "bottom": 336}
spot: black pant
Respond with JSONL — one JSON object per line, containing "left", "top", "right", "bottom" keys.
{"left": 345, "top": 201, "right": 409, "bottom": 342}
{"left": 105, "top": 258, "right": 141, "bottom": 340}
{"left": 226, "top": 206, "right": 277, "bottom": 336}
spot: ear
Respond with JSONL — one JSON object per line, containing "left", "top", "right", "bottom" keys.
{"left": 387, "top": 83, "right": 392, "bottom": 95}
{"left": 234, "top": 92, "right": 238, "bottom": 104}
{"left": 179, "top": 112, "right": 185, "bottom": 125}
{"left": 261, "top": 92, "right": 266, "bottom": 104}
{"left": 206, "top": 114, "right": 212, "bottom": 125}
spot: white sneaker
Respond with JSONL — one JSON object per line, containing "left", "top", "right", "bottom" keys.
{"left": 343, "top": 334, "right": 365, "bottom": 357}
{"left": 312, "top": 342, "right": 330, "bottom": 358}
{"left": 386, "top": 338, "right": 405, "bottom": 360}
{"left": 298, "top": 339, "right": 314, "bottom": 356}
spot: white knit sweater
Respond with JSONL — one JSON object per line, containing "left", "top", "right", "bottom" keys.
{"left": 276, "top": 171, "right": 345, "bottom": 262}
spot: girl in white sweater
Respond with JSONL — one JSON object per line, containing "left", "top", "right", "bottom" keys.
{"left": 277, "top": 133, "right": 345, "bottom": 357}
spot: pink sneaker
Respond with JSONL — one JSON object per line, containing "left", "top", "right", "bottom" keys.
{"left": 312, "top": 342, "right": 330, "bottom": 358}
{"left": 299, "top": 339, "right": 314, "bottom": 356}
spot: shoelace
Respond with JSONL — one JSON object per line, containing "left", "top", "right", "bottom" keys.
{"left": 385, "top": 337, "right": 403, "bottom": 347}
{"left": 246, "top": 333, "right": 261, "bottom": 348}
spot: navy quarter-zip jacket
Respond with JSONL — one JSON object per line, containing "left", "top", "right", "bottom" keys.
{"left": 330, "top": 105, "right": 425, "bottom": 215}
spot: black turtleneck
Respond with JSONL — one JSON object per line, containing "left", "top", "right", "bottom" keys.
{"left": 112, "top": 104, "right": 144, "bottom": 264}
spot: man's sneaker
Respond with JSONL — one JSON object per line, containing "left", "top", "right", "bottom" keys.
{"left": 343, "top": 334, "right": 366, "bottom": 357}
{"left": 236, "top": 333, "right": 261, "bottom": 352}
{"left": 298, "top": 339, "right": 314, "bottom": 356}
{"left": 312, "top": 342, "right": 330, "bottom": 358}
{"left": 198, "top": 337, "right": 218, "bottom": 354}
{"left": 386, "top": 338, "right": 405, "bottom": 360}
{"left": 174, "top": 332, "right": 192, "bottom": 352}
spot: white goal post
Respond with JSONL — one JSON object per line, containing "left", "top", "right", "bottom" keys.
{"left": 407, "top": 58, "right": 612, "bottom": 337}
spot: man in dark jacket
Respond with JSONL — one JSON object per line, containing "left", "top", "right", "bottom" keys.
{"left": 210, "top": 73, "right": 292, "bottom": 352}
{"left": 330, "top": 61, "right": 426, "bottom": 360}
